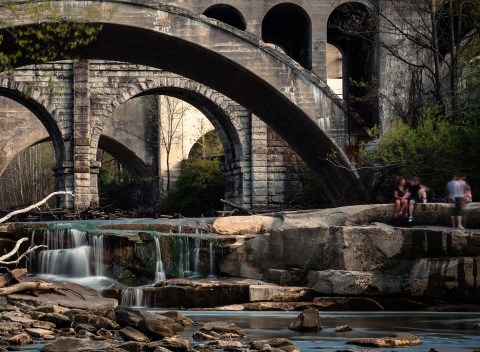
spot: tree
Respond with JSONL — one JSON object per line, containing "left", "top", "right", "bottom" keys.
{"left": 158, "top": 96, "right": 191, "bottom": 192}
{"left": 0, "top": 0, "right": 103, "bottom": 71}
{"left": 331, "top": 0, "right": 480, "bottom": 123}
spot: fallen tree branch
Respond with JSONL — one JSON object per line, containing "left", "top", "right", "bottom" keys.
{"left": 0, "top": 238, "right": 29, "bottom": 262}
{"left": 0, "top": 191, "right": 74, "bottom": 224}
{"left": 0, "top": 281, "right": 56, "bottom": 296}
{"left": 0, "top": 268, "right": 27, "bottom": 288}
{"left": 220, "top": 199, "right": 255, "bottom": 215}
{"left": 0, "top": 245, "right": 48, "bottom": 266}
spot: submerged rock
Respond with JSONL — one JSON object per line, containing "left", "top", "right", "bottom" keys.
{"left": 335, "top": 325, "right": 353, "bottom": 332}
{"left": 42, "top": 337, "right": 113, "bottom": 351}
{"left": 200, "top": 321, "right": 245, "bottom": 337}
{"left": 288, "top": 307, "right": 322, "bottom": 331}
{"left": 250, "top": 338, "right": 297, "bottom": 351}
{"left": 347, "top": 332, "right": 422, "bottom": 348}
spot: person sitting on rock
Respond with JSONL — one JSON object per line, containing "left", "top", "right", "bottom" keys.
{"left": 407, "top": 176, "right": 428, "bottom": 223}
{"left": 393, "top": 177, "right": 410, "bottom": 219}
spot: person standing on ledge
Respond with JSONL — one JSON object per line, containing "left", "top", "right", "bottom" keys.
{"left": 408, "top": 176, "right": 428, "bottom": 223}
{"left": 447, "top": 174, "right": 468, "bottom": 229}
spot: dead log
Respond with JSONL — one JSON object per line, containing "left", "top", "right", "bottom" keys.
{"left": 0, "top": 268, "right": 27, "bottom": 288}
{"left": 220, "top": 199, "right": 255, "bottom": 215}
{"left": 0, "top": 237, "right": 47, "bottom": 266}
{"left": 0, "top": 281, "right": 56, "bottom": 296}
{"left": 0, "top": 191, "right": 74, "bottom": 224}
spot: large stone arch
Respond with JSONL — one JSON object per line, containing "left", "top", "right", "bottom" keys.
{"left": 0, "top": 0, "right": 362, "bottom": 205}
{"left": 94, "top": 73, "right": 251, "bottom": 207}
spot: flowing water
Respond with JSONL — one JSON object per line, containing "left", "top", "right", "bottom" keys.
{"left": 29, "top": 227, "right": 219, "bottom": 306}
{"left": 167, "top": 311, "right": 480, "bottom": 352}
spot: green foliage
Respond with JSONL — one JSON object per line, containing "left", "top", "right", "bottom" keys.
{"left": 189, "top": 130, "right": 224, "bottom": 160}
{"left": 363, "top": 106, "right": 480, "bottom": 199}
{"left": 98, "top": 153, "right": 135, "bottom": 209}
{"left": 161, "top": 159, "right": 225, "bottom": 216}
{"left": 0, "top": 0, "right": 104, "bottom": 71}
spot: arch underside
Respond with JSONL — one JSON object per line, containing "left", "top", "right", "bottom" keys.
{"left": 0, "top": 1, "right": 363, "bottom": 205}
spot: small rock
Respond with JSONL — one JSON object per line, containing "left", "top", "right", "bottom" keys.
{"left": 161, "top": 311, "right": 194, "bottom": 327}
{"left": 154, "top": 347, "right": 174, "bottom": 352}
{"left": 74, "top": 324, "right": 97, "bottom": 333}
{"left": 37, "top": 313, "right": 71, "bottom": 328}
{"left": 0, "top": 321, "right": 22, "bottom": 333}
{"left": 151, "top": 336, "right": 191, "bottom": 352}
{"left": 201, "top": 322, "right": 245, "bottom": 336}
{"left": 119, "top": 326, "right": 150, "bottom": 343}
{"left": 7, "top": 332, "right": 33, "bottom": 345}
{"left": 76, "top": 329, "right": 96, "bottom": 338}
{"left": 118, "top": 341, "right": 147, "bottom": 352}
{"left": 251, "top": 338, "right": 296, "bottom": 351}
{"left": 96, "top": 328, "right": 116, "bottom": 339}
{"left": 474, "top": 323, "right": 480, "bottom": 329}
{"left": 41, "top": 336, "right": 113, "bottom": 351}
{"left": 335, "top": 325, "right": 353, "bottom": 332}
{"left": 193, "top": 331, "right": 217, "bottom": 341}
{"left": 288, "top": 307, "right": 322, "bottom": 331}
{"left": 347, "top": 332, "right": 422, "bottom": 348}
{"left": 73, "top": 314, "right": 120, "bottom": 330}
{"left": 2, "top": 311, "right": 34, "bottom": 325}
{"left": 208, "top": 340, "right": 244, "bottom": 349}
{"left": 25, "top": 327, "right": 56, "bottom": 340}
{"left": 31, "top": 320, "right": 56, "bottom": 330}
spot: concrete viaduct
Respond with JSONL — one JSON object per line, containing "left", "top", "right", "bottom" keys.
{"left": 0, "top": 0, "right": 381, "bottom": 210}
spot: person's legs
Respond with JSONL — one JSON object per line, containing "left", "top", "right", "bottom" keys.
{"left": 394, "top": 200, "right": 401, "bottom": 218}
{"left": 400, "top": 199, "right": 408, "bottom": 216}
{"left": 408, "top": 199, "right": 416, "bottom": 221}
{"left": 451, "top": 216, "right": 457, "bottom": 228}
{"left": 418, "top": 188, "right": 427, "bottom": 203}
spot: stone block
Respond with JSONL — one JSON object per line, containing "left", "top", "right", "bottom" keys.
{"left": 249, "top": 285, "right": 314, "bottom": 302}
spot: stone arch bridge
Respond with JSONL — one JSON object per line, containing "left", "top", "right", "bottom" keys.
{"left": 0, "top": 0, "right": 375, "bottom": 209}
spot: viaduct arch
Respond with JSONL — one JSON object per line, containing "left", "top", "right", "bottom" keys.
{"left": 0, "top": 0, "right": 370, "bottom": 208}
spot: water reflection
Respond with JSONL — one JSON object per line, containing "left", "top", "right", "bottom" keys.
{"left": 150, "top": 311, "right": 480, "bottom": 352}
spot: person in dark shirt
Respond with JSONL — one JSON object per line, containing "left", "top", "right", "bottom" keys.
{"left": 393, "top": 177, "right": 409, "bottom": 219}
{"left": 407, "top": 176, "right": 427, "bottom": 222}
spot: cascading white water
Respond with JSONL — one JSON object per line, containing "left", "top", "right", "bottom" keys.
{"left": 121, "top": 288, "right": 145, "bottom": 307}
{"left": 33, "top": 229, "right": 107, "bottom": 283}
{"left": 92, "top": 236, "right": 105, "bottom": 277}
{"left": 154, "top": 237, "right": 166, "bottom": 282}
{"left": 193, "top": 238, "right": 201, "bottom": 275}
{"left": 209, "top": 241, "right": 216, "bottom": 278}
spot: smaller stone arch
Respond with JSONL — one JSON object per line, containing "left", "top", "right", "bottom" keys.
{"left": 262, "top": 3, "right": 312, "bottom": 70}
{"left": 98, "top": 134, "right": 158, "bottom": 206}
{"left": 327, "top": 1, "right": 378, "bottom": 125}
{"left": 0, "top": 86, "right": 66, "bottom": 168}
{"left": 203, "top": 4, "right": 247, "bottom": 31}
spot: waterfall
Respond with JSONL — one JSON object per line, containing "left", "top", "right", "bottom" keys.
{"left": 154, "top": 237, "right": 166, "bottom": 282}
{"left": 33, "top": 229, "right": 103, "bottom": 279}
{"left": 208, "top": 241, "right": 216, "bottom": 278}
{"left": 193, "top": 238, "right": 201, "bottom": 275}
{"left": 92, "top": 236, "right": 105, "bottom": 277}
{"left": 121, "top": 288, "right": 145, "bottom": 308}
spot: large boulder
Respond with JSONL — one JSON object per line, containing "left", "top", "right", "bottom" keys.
{"left": 161, "top": 311, "right": 194, "bottom": 327}
{"left": 115, "top": 306, "right": 183, "bottom": 339}
{"left": 307, "top": 270, "right": 403, "bottom": 296}
{"left": 213, "top": 216, "right": 282, "bottom": 235}
{"left": 288, "top": 308, "right": 322, "bottom": 331}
